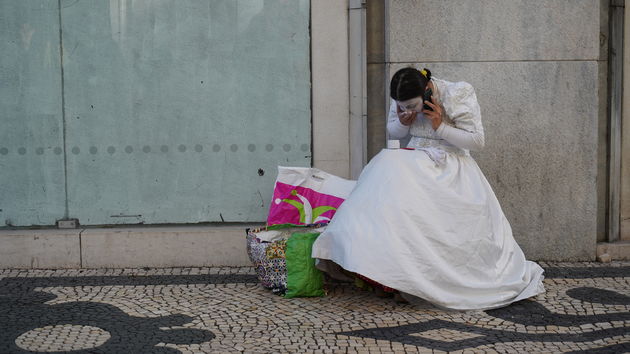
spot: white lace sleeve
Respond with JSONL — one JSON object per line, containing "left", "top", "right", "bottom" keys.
{"left": 436, "top": 81, "right": 485, "bottom": 151}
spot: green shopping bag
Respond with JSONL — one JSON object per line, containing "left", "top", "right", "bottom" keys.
{"left": 284, "top": 232, "right": 325, "bottom": 298}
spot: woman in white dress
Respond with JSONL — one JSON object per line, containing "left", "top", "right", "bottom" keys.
{"left": 312, "top": 68, "right": 545, "bottom": 310}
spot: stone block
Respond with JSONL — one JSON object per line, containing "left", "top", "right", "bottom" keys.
{"left": 597, "top": 241, "right": 630, "bottom": 260}
{"left": 313, "top": 159, "right": 352, "bottom": 179}
{"left": 387, "top": 0, "right": 600, "bottom": 62}
{"left": 81, "top": 226, "right": 253, "bottom": 268}
{"left": 389, "top": 61, "right": 598, "bottom": 260}
{"left": 0, "top": 229, "right": 81, "bottom": 268}
{"left": 312, "top": 0, "right": 350, "bottom": 170}
{"left": 596, "top": 253, "right": 611, "bottom": 263}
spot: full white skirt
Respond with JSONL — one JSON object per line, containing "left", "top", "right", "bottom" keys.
{"left": 312, "top": 149, "right": 545, "bottom": 310}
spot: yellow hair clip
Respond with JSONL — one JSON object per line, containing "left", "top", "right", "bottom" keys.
{"left": 420, "top": 69, "right": 428, "bottom": 78}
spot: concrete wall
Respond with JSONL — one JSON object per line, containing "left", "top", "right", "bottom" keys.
{"left": 0, "top": 226, "right": 251, "bottom": 269}
{"left": 383, "top": 0, "right": 601, "bottom": 260}
{"left": 312, "top": 0, "right": 351, "bottom": 178}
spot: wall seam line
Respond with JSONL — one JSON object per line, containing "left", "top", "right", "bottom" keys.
{"left": 57, "top": 0, "right": 69, "bottom": 220}
{"left": 79, "top": 228, "right": 85, "bottom": 268}
{"left": 309, "top": 0, "right": 314, "bottom": 168}
{"left": 378, "top": 59, "right": 601, "bottom": 64}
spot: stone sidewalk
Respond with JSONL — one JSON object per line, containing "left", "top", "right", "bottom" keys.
{"left": 0, "top": 262, "right": 628, "bottom": 353}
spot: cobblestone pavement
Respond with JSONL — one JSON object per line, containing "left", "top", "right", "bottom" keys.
{"left": 0, "top": 262, "right": 628, "bottom": 353}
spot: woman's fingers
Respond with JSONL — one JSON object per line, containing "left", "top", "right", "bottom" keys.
{"left": 398, "top": 109, "right": 408, "bottom": 124}
{"left": 422, "top": 106, "right": 442, "bottom": 130}
{"left": 421, "top": 95, "right": 444, "bottom": 130}
{"left": 399, "top": 111, "right": 417, "bottom": 126}
{"left": 422, "top": 108, "right": 438, "bottom": 119}
{"left": 424, "top": 100, "right": 439, "bottom": 112}
{"left": 398, "top": 111, "right": 408, "bottom": 124}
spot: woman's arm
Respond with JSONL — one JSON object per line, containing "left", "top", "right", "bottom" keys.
{"left": 424, "top": 81, "right": 485, "bottom": 151}
{"left": 435, "top": 123, "right": 485, "bottom": 150}
{"left": 386, "top": 100, "right": 411, "bottom": 139}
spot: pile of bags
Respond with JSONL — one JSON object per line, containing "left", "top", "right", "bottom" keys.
{"left": 246, "top": 167, "right": 355, "bottom": 298}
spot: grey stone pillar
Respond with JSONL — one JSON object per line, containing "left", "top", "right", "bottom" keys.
{"left": 366, "top": 0, "right": 386, "bottom": 160}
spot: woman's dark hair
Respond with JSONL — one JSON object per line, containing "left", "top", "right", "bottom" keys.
{"left": 390, "top": 67, "right": 431, "bottom": 101}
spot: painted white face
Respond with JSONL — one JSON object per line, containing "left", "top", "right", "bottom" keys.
{"left": 397, "top": 96, "right": 424, "bottom": 113}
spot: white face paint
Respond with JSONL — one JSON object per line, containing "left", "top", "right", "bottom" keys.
{"left": 397, "top": 96, "right": 424, "bottom": 114}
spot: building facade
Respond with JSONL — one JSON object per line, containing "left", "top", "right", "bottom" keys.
{"left": 0, "top": 0, "right": 627, "bottom": 267}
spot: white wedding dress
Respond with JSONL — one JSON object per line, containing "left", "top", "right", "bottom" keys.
{"left": 312, "top": 78, "right": 545, "bottom": 310}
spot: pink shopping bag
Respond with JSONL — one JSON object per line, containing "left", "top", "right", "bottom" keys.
{"left": 267, "top": 167, "right": 356, "bottom": 225}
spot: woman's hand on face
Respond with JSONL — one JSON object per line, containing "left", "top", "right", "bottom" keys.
{"left": 397, "top": 104, "right": 417, "bottom": 126}
{"left": 423, "top": 95, "right": 445, "bottom": 131}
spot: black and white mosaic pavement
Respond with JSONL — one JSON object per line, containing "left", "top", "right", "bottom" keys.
{"left": 0, "top": 263, "right": 628, "bottom": 353}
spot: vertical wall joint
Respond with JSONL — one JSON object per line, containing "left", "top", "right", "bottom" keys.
{"left": 366, "top": 0, "right": 387, "bottom": 160}
{"left": 608, "top": 0, "right": 624, "bottom": 242}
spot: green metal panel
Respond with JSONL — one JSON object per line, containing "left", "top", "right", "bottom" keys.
{"left": 0, "top": 1, "right": 66, "bottom": 226}
{"left": 60, "top": 0, "right": 311, "bottom": 225}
